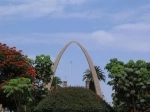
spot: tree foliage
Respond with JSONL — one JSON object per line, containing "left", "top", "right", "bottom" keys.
{"left": 0, "top": 43, "right": 36, "bottom": 84}
{"left": 105, "top": 58, "right": 150, "bottom": 112}
{"left": 35, "top": 87, "right": 114, "bottom": 112}
{"left": 34, "top": 54, "right": 53, "bottom": 84}
{"left": 26, "top": 54, "right": 54, "bottom": 111}
{"left": 0, "top": 43, "right": 36, "bottom": 110}
{"left": 2, "top": 77, "right": 34, "bottom": 112}
{"left": 83, "top": 66, "right": 105, "bottom": 82}
{"left": 0, "top": 43, "right": 54, "bottom": 111}
{"left": 51, "top": 76, "right": 62, "bottom": 90}
{"left": 83, "top": 66, "right": 105, "bottom": 93}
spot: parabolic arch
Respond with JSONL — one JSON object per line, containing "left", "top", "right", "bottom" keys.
{"left": 46, "top": 41, "right": 103, "bottom": 98}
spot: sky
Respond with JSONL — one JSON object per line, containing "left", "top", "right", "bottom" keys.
{"left": 1, "top": 0, "right": 150, "bottom": 103}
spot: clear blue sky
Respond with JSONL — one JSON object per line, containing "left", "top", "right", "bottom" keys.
{"left": 1, "top": 0, "right": 150, "bottom": 103}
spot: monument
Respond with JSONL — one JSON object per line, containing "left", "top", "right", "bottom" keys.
{"left": 46, "top": 41, "right": 103, "bottom": 98}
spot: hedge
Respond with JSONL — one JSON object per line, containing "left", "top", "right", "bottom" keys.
{"left": 35, "top": 87, "right": 114, "bottom": 112}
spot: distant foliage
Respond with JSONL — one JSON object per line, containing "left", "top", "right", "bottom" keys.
{"left": 51, "top": 76, "right": 62, "bottom": 90}
{"left": 83, "top": 66, "right": 105, "bottom": 93}
{"left": 35, "top": 87, "right": 114, "bottom": 112}
{"left": 83, "top": 66, "right": 105, "bottom": 82}
{"left": 105, "top": 58, "right": 150, "bottom": 112}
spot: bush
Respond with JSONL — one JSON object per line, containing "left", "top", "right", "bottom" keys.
{"left": 35, "top": 87, "right": 114, "bottom": 112}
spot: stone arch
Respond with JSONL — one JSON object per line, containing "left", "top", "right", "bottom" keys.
{"left": 46, "top": 41, "right": 102, "bottom": 98}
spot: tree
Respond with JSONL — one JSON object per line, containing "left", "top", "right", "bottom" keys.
{"left": 51, "top": 76, "right": 62, "bottom": 90}
{"left": 0, "top": 43, "right": 54, "bottom": 111}
{"left": 0, "top": 43, "right": 36, "bottom": 110}
{"left": 34, "top": 54, "right": 53, "bottom": 84}
{"left": 2, "top": 77, "right": 34, "bottom": 112}
{"left": 0, "top": 43, "right": 36, "bottom": 84}
{"left": 26, "top": 54, "right": 54, "bottom": 110}
{"left": 105, "top": 58, "right": 150, "bottom": 112}
{"left": 83, "top": 66, "right": 105, "bottom": 92}
{"left": 35, "top": 87, "right": 114, "bottom": 112}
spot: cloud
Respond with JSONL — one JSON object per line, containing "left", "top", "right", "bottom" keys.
{"left": 114, "top": 23, "right": 150, "bottom": 32}
{"left": 59, "top": 0, "right": 86, "bottom": 5}
{"left": 0, "top": 0, "right": 86, "bottom": 18}
{"left": 91, "top": 30, "right": 114, "bottom": 44}
{"left": 0, "top": 0, "right": 150, "bottom": 32}
{"left": 0, "top": 0, "right": 61, "bottom": 18}
{"left": 51, "top": 3, "right": 150, "bottom": 23}
{"left": 0, "top": 32, "right": 113, "bottom": 47}
{"left": 1, "top": 21, "right": 150, "bottom": 53}
{"left": 110, "top": 22, "right": 150, "bottom": 52}
{"left": 0, "top": 0, "right": 150, "bottom": 23}
{"left": 51, "top": 9, "right": 104, "bottom": 19}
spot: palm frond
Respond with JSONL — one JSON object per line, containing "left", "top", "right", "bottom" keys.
{"left": 83, "top": 66, "right": 106, "bottom": 82}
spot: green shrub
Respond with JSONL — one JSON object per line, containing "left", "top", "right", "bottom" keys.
{"left": 35, "top": 87, "right": 114, "bottom": 112}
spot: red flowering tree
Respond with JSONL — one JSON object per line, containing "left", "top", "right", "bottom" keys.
{"left": 0, "top": 42, "right": 54, "bottom": 111}
{"left": 0, "top": 42, "right": 36, "bottom": 110}
{"left": 0, "top": 43, "right": 36, "bottom": 85}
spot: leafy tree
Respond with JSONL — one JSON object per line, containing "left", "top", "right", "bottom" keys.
{"left": 0, "top": 43, "right": 54, "bottom": 111}
{"left": 105, "top": 58, "right": 150, "bottom": 112}
{"left": 34, "top": 54, "right": 53, "bottom": 84}
{"left": 51, "top": 76, "right": 62, "bottom": 90}
{"left": 26, "top": 54, "right": 54, "bottom": 110}
{"left": 0, "top": 43, "right": 36, "bottom": 110}
{"left": 0, "top": 43, "right": 36, "bottom": 83}
{"left": 83, "top": 66, "right": 105, "bottom": 82}
{"left": 83, "top": 66, "right": 105, "bottom": 92}
{"left": 35, "top": 87, "right": 114, "bottom": 112}
{"left": 2, "top": 77, "right": 34, "bottom": 112}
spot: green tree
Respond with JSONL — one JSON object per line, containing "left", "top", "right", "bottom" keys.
{"left": 51, "top": 76, "right": 62, "bottom": 90}
{"left": 83, "top": 66, "right": 105, "bottom": 92}
{"left": 83, "top": 66, "right": 105, "bottom": 82}
{"left": 105, "top": 58, "right": 150, "bottom": 112}
{"left": 2, "top": 77, "right": 34, "bottom": 112}
{"left": 0, "top": 43, "right": 54, "bottom": 111}
{"left": 26, "top": 54, "right": 54, "bottom": 110}
{"left": 34, "top": 54, "right": 53, "bottom": 84}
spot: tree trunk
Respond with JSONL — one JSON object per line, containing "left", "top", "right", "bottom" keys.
{"left": 0, "top": 104, "right": 2, "bottom": 112}
{"left": 17, "top": 102, "right": 21, "bottom": 112}
{"left": 89, "top": 81, "right": 96, "bottom": 93}
{"left": 132, "top": 96, "right": 136, "bottom": 112}
{"left": 17, "top": 107, "right": 19, "bottom": 112}
{"left": 24, "top": 105, "right": 26, "bottom": 112}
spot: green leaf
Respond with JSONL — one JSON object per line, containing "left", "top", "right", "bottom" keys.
{"left": 142, "top": 86, "right": 146, "bottom": 89}
{"left": 138, "top": 78, "right": 142, "bottom": 82}
{"left": 126, "top": 94, "right": 130, "bottom": 97}
{"left": 140, "top": 99, "right": 145, "bottom": 103}
{"left": 129, "top": 82, "right": 133, "bottom": 86}
{"left": 133, "top": 78, "right": 137, "bottom": 81}
{"left": 123, "top": 87, "right": 127, "bottom": 91}
{"left": 29, "top": 98, "right": 33, "bottom": 102}
{"left": 130, "top": 90, "right": 135, "bottom": 94}
{"left": 146, "top": 81, "right": 150, "bottom": 84}
{"left": 125, "top": 83, "right": 130, "bottom": 87}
